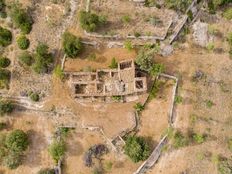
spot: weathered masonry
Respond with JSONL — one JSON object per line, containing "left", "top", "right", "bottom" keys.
{"left": 68, "top": 60, "right": 147, "bottom": 102}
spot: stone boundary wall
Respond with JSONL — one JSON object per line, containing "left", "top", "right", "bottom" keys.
{"left": 133, "top": 73, "right": 178, "bottom": 174}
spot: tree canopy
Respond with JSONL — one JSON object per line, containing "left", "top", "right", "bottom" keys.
{"left": 0, "top": 100, "right": 13, "bottom": 115}
{"left": 62, "top": 32, "right": 83, "bottom": 58}
{"left": 124, "top": 135, "right": 150, "bottom": 162}
{"left": 0, "top": 57, "right": 11, "bottom": 68}
{"left": 5, "top": 129, "right": 29, "bottom": 152}
{"left": 0, "top": 26, "right": 12, "bottom": 47}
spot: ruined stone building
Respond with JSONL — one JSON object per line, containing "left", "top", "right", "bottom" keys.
{"left": 68, "top": 60, "right": 147, "bottom": 102}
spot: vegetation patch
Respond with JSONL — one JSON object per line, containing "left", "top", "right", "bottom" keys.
{"left": 124, "top": 135, "right": 150, "bottom": 163}
{"left": 0, "top": 100, "right": 14, "bottom": 116}
{"left": 17, "top": 35, "right": 30, "bottom": 50}
{"left": 18, "top": 51, "right": 34, "bottom": 66}
{"left": 0, "top": 26, "right": 12, "bottom": 47}
{"left": 0, "top": 57, "right": 10, "bottom": 68}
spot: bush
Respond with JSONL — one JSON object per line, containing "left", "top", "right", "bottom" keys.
{"left": 134, "top": 103, "right": 144, "bottom": 112}
{"left": 0, "top": 0, "right": 7, "bottom": 18}
{"left": 5, "top": 129, "right": 29, "bottom": 153}
{"left": 135, "top": 47, "right": 154, "bottom": 71}
{"left": 121, "top": 15, "right": 131, "bottom": 24}
{"left": 0, "top": 57, "right": 11, "bottom": 68}
{"left": 124, "top": 136, "right": 150, "bottom": 163}
{"left": 218, "top": 159, "right": 232, "bottom": 174}
{"left": 0, "top": 68, "right": 10, "bottom": 81}
{"left": 33, "top": 43, "right": 53, "bottom": 74}
{"left": 79, "top": 10, "right": 106, "bottom": 32}
{"left": 174, "top": 95, "right": 183, "bottom": 104}
{"left": 29, "top": 92, "right": 39, "bottom": 102}
{"left": 173, "top": 131, "right": 188, "bottom": 148}
{"left": 192, "top": 133, "right": 205, "bottom": 144}
{"left": 223, "top": 8, "right": 232, "bottom": 20}
{"left": 149, "top": 63, "right": 165, "bottom": 77}
{"left": 3, "top": 152, "right": 22, "bottom": 169}
{"left": 38, "top": 168, "right": 55, "bottom": 174}
{"left": 0, "top": 100, "right": 14, "bottom": 115}
{"left": 109, "top": 57, "right": 118, "bottom": 69}
{"left": 48, "top": 140, "right": 65, "bottom": 163}
{"left": 227, "top": 32, "right": 232, "bottom": 47}
{"left": 124, "top": 40, "right": 133, "bottom": 51}
{"left": 18, "top": 51, "right": 33, "bottom": 66}
{"left": 53, "top": 65, "right": 64, "bottom": 80}
{"left": 0, "top": 26, "right": 12, "bottom": 47}
{"left": 10, "top": 3, "right": 33, "bottom": 34}
{"left": 62, "top": 32, "right": 83, "bottom": 58}
{"left": 17, "top": 35, "right": 30, "bottom": 50}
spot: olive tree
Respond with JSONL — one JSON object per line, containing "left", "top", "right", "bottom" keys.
{"left": 0, "top": 26, "right": 12, "bottom": 47}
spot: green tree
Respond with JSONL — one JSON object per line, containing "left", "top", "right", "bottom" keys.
{"left": 48, "top": 140, "right": 65, "bottom": 163}
{"left": 5, "top": 129, "right": 29, "bottom": 152}
{"left": 124, "top": 136, "right": 150, "bottom": 162}
{"left": 0, "top": 100, "right": 14, "bottom": 115}
{"left": 0, "top": 57, "right": 11, "bottom": 68}
{"left": 33, "top": 43, "right": 53, "bottom": 74}
{"left": 79, "top": 10, "right": 106, "bottom": 32}
{"left": 10, "top": 2, "right": 33, "bottom": 34}
{"left": 18, "top": 51, "right": 33, "bottom": 66}
{"left": 17, "top": 35, "right": 30, "bottom": 50}
{"left": 62, "top": 32, "right": 83, "bottom": 58}
{"left": 0, "top": 26, "right": 12, "bottom": 47}
{"left": 135, "top": 48, "right": 154, "bottom": 71}
{"left": 164, "top": 0, "right": 192, "bottom": 12}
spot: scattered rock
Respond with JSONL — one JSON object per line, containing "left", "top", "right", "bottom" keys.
{"left": 192, "top": 20, "right": 210, "bottom": 47}
{"left": 161, "top": 44, "right": 173, "bottom": 57}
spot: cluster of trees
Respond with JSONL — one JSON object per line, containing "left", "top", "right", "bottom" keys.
{"left": 124, "top": 135, "right": 150, "bottom": 162}
{"left": 0, "top": 129, "right": 29, "bottom": 169}
{"left": 0, "top": 26, "right": 12, "bottom": 47}
{"left": 79, "top": 10, "right": 107, "bottom": 32}
{"left": 10, "top": 3, "right": 33, "bottom": 34}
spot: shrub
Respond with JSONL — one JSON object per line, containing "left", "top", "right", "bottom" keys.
{"left": 38, "top": 168, "right": 55, "bottom": 174}
{"left": 111, "top": 96, "right": 122, "bottom": 101}
{"left": 33, "top": 43, "right": 53, "bottom": 74}
{"left": 18, "top": 51, "right": 33, "bottom": 66}
{"left": 0, "top": 122, "right": 7, "bottom": 130}
{"left": 174, "top": 95, "right": 183, "bottom": 104}
{"left": 148, "top": 80, "right": 162, "bottom": 100}
{"left": 223, "top": 8, "right": 232, "bottom": 20}
{"left": 48, "top": 140, "right": 65, "bottom": 163}
{"left": 62, "top": 32, "right": 83, "bottom": 58}
{"left": 173, "top": 131, "right": 188, "bottom": 148}
{"left": 3, "top": 152, "right": 22, "bottom": 169}
{"left": 0, "top": 26, "right": 12, "bottom": 47}
{"left": 218, "top": 158, "right": 232, "bottom": 174}
{"left": 109, "top": 57, "right": 118, "bottom": 69}
{"left": 134, "top": 103, "right": 144, "bottom": 112}
{"left": 206, "top": 42, "right": 215, "bottom": 51}
{"left": 0, "top": 0, "right": 7, "bottom": 18}
{"left": 0, "top": 100, "right": 13, "bottom": 115}
{"left": 135, "top": 47, "right": 154, "bottom": 71}
{"left": 192, "top": 133, "right": 205, "bottom": 144}
{"left": 0, "top": 68, "right": 10, "bottom": 81}
{"left": 0, "top": 57, "right": 11, "bottom": 68}
{"left": 10, "top": 3, "right": 33, "bottom": 34}
{"left": 227, "top": 32, "right": 232, "bottom": 47}
{"left": 5, "top": 129, "right": 29, "bottom": 152}
{"left": 149, "top": 63, "right": 165, "bottom": 77}
{"left": 79, "top": 10, "right": 106, "bottom": 32}
{"left": 124, "top": 136, "right": 150, "bottom": 163}
{"left": 206, "top": 100, "right": 214, "bottom": 108}
{"left": 124, "top": 40, "right": 133, "bottom": 51}
{"left": 121, "top": 15, "right": 131, "bottom": 24}
{"left": 227, "top": 139, "right": 232, "bottom": 151}
{"left": 53, "top": 65, "right": 64, "bottom": 80}
{"left": 29, "top": 92, "right": 39, "bottom": 102}
{"left": 17, "top": 35, "right": 30, "bottom": 50}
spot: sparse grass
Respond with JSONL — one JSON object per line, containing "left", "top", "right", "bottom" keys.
{"left": 121, "top": 15, "right": 131, "bottom": 24}
{"left": 87, "top": 53, "right": 96, "bottom": 61}
{"left": 134, "top": 102, "right": 145, "bottom": 112}
{"left": 112, "top": 96, "right": 122, "bottom": 102}
{"left": 172, "top": 131, "right": 188, "bottom": 148}
{"left": 227, "top": 139, "right": 232, "bottom": 152}
{"left": 109, "top": 57, "right": 118, "bottom": 69}
{"left": 124, "top": 40, "right": 133, "bottom": 51}
{"left": 148, "top": 80, "right": 163, "bottom": 101}
{"left": 223, "top": 8, "right": 232, "bottom": 20}
{"left": 104, "top": 161, "right": 113, "bottom": 172}
{"left": 206, "top": 42, "right": 215, "bottom": 51}
{"left": 190, "top": 114, "right": 197, "bottom": 125}
{"left": 192, "top": 133, "right": 205, "bottom": 144}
